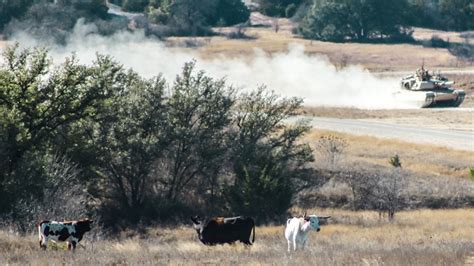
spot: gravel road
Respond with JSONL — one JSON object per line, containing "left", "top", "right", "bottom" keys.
{"left": 305, "top": 117, "right": 474, "bottom": 152}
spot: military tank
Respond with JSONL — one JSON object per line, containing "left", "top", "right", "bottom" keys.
{"left": 399, "top": 67, "right": 465, "bottom": 108}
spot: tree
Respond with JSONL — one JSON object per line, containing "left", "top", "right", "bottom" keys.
{"left": 122, "top": 0, "right": 150, "bottom": 12}
{"left": 257, "top": 0, "right": 304, "bottom": 17}
{"left": 89, "top": 71, "right": 168, "bottom": 216}
{"left": 338, "top": 162, "right": 407, "bottom": 219}
{"left": 439, "top": 0, "right": 474, "bottom": 31}
{"left": 0, "top": 45, "right": 122, "bottom": 214}
{"left": 298, "top": 1, "right": 353, "bottom": 41}
{"left": 338, "top": 166, "right": 377, "bottom": 210}
{"left": 159, "top": 0, "right": 218, "bottom": 35}
{"left": 157, "top": 61, "right": 234, "bottom": 206}
{"left": 5, "top": 153, "right": 91, "bottom": 232}
{"left": 362, "top": 0, "right": 411, "bottom": 39}
{"left": 373, "top": 169, "right": 407, "bottom": 221}
{"left": 73, "top": 0, "right": 109, "bottom": 19}
{"left": 315, "top": 135, "right": 348, "bottom": 171}
{"left": 4, "top": 1, "right": 111, "bottom": 43}
{"left": 4, "top": 2, "right": 78, "bottom": 43}
{"left": 0, "top": 0, "right": 33, "bottom": 30}
{"left": 210, "top": 0, "right": 250, "bottom": 26}
{"left": 299, "top": 0, "right": 413, "bottom": 42}
{"left": 224, "top": 88, "right": 313, "bottom": 222}
{"left": 406, "top": 0, "right": 473, "bottom": 31}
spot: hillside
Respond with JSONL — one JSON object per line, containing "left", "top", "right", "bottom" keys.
{"left": 165, "top": 14, "right": 474, "bottom": 72}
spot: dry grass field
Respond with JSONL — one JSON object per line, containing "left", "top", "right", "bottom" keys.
{"left": 412, "top": 28, "right": 472, "bottom": 44}
{"left": 1, "top": 209, "right": 472, "bottom": 265}
{"left": 166, "top": 16, "right": 474, "bottom": 72}
{"left": 305, "top": 128, "right": 474, "bottom": 180}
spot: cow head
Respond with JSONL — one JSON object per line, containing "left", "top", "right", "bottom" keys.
{"left": 191, "top": 216, "right": 204, "bottom": 237}
{"left": 304, "top": 215, "right": 321, "bottom": 232}
{"left": 77, "top": 218, "right": 94, "bottom": 232}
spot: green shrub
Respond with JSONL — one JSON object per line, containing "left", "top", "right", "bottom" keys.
{"left": 122, "top": 0, "right": 149, "bottom": 12}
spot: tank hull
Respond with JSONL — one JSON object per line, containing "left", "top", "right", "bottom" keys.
{"left": 421, "top": 90, "right": 465, "bottom": 108}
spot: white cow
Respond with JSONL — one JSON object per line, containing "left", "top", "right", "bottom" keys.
{"left": 284, "top": 214, "right": 329, "bottom": 252}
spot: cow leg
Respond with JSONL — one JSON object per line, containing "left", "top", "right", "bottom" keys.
{"left": 40, "top": 237, "right": 48, "bottom": 250}
{"left": 292, "top": 235, "right": 298, "bottom": 251}
{"left": 39, "top": 239, "right": 46, "bottom": 250}
{"left": 301, "top": 239, "right": 307, "bottom": 250}
{"left": 241, "top": 238, "right": 252, "bottom": 245}
{"left": 287, "top": 240, "right": 292, "bottom": 253}
{"left": 67, "top": 241, "right": 77, "bottom": 251}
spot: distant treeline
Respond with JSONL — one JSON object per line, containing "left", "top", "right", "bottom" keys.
{"left": 298, "top": 0, "right": 473, "bottom": 42}
{"left": 0, "top": 0, "right": 472, "bottom": 42}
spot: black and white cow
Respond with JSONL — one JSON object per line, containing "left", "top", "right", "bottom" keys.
{"left": 191, "top": 216, "right": 255, "bottom": 245}
{"left": 37, "top": 219, "right": 93, "bottom": 251}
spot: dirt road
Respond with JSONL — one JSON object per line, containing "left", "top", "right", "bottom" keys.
{"left": 305, "top": 116, "right": 474, "bottom": 151}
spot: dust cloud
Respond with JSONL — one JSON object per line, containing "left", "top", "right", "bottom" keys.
{"left": 4, "top": 20, "right": 419, "bottom": 109}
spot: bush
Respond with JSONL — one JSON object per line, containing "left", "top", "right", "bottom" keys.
{"left": 4, "top": 3, "right": 79, "bottom": 44}
{"left": 3, "top": 1, "right": 116, "bottom": 43}
{"left": 257, "top": 0, "right": 303, "bottom": 18}
{"left": 210, "top": 0, "right": 250, "bottom": 26}
{"left": 285, "top": 3, "right": 297, "bottom": 18}
{"left": 0, "top": 0, "right": 33, "bottom": 30}
{"left": 224, "top": 166, "right": 294, "bottom": 223}
{"left": 298, "top": 2, "right": 352, "bottom": 42}
{"left": 449, "top": 41, "right": 474, "bottom": 63}
{"left": 389, "top": 154, "right": 402, "bottom": 168}
{"left": 73, "top": 0, "right": 109, "bottom": 19}
{"left": 226, "top": 25, "right": 255, "bottom": 39}
{"left": 429, "top": 35, "right": 449, "bottom": 48}
{"left": 315, "top": 135, "right": 348, "bottom": 170}
{"left": 299, "top": 0, "right": 413, "bottom": 43}
{"left": 122, "top": 0, "right": 150, "bottom": 12}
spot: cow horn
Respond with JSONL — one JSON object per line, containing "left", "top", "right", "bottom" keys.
{"left": 191, "top": 216, "right": 200, "bottom": 225}
{"left": 303, "top": 211, "right": 307, "bottom": 218}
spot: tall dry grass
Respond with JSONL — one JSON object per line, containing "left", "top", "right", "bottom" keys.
{"left": 305, "top": 129, "right": 474, "bottom": 180}
{"left": 1, "top": 209, "right": 472, "bottom": 265}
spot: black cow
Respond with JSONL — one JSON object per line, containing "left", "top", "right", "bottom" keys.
{"left": 191, "top": 216, "right": 255, "bottom": 245}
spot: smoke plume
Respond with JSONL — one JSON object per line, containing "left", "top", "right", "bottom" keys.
{"left": 3, "top": 20, "right": 417, "bottom": 109}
